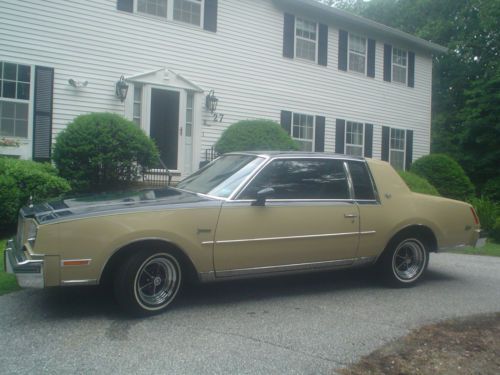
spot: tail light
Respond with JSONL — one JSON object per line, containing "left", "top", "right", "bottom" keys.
{"left": 470, "top": 206, "right": 480, "bottom": 226}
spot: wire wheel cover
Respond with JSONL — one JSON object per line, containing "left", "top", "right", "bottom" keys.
{"left": 392, "top": 239, "right": 426, "bottom": 281}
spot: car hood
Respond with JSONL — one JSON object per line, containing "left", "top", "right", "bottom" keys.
{"left": 22, "top": 187, "right": 219, "bottom": 224}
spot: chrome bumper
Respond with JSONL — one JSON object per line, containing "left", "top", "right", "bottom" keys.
{"left": 4, "top": 239, "right": 44, "bottom": 288}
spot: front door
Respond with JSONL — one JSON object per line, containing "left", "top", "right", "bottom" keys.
{"left": 150, "top": 88, "right": 180, "bottom": 170}
{"left": 213, "top": 158, "right": 360, "bottom": 275}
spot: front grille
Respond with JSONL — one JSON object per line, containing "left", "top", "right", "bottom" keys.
{"left": 16, "top": 213, "right": 24, "bottom": 250}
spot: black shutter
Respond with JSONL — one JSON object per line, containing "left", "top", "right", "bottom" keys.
{"left": 204, "top": 0, "right": 218, "bottom": 32}
{"left": 364, "top": 123, "right": 373, "bottom": 158}
{"left": 383, "top": 44, "right": 392, "bottom": 82}
{"left": 405, "top": 130, "right": 413, "bottom": 170}
{"left": 33, "top": 66, "right": 54, "bottom": 162}
{"left": 338, "top": 30, "right": 348, "bottom": 71}
{"left": 117, "top": 0, "right": 133, "bottom": 12}
{"left": 367, "top": 39, "right": 376, "bottom": 78}
{"left": 283, "top": 13, "right": 295, "bottom": 59}
{"left": 280, "top": 110, "right": 292, "bottom": 135}
{"left": 335, "top": 119, "right": 345, "bottom": 154}
{"left": 315, "top": 116, "right": 325, "bottom": 152}
{"left": 381, "top": 126, "right": 390, "bottom": 161}
{"left": 318, "top": 24, "right": 328, "bottom": 66}
{"left": 408, "top": 51, "right": 415, "bottom": 87}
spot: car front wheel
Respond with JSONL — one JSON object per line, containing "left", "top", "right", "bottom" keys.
{"left": 114, "top": 250, "right": 182, "bottom": 317}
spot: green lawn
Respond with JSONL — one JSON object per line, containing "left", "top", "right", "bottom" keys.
{"left": 0, "top": 239, "right": 20, "bottom": 295}
{"left": 450, "top": 240, "right": 500, "bottom": 257}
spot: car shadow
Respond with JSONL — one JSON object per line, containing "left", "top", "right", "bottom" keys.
{"left": 34, "top": 266, "right": 458, "bottom": 320}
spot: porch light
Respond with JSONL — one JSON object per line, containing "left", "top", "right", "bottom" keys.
{"left": 115, "top": 75, "right": 129, "bottom": 102}
{"left": 205, "top": 90, "right": 218, "bottom": 113}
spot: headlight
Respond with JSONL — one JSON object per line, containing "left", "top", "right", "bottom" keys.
{"left": 27, "top": 220, "right": 38, "bottom": 248}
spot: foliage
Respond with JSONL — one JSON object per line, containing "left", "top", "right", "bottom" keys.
{"left": 491, "top": 219, "right": 500, "bottom": 243}
{"left": 469, "top": 196, "right": 498, "bottom": 233}
{"left": 53, "top": 113, "right": 159, "bottom": 192}
{"left": 451, "top": 240, "right": 500, "bottom": 257}
{"left": 327, "top": 0, "right": 500, "bottom": 193}
{"left": 398, "top": 171, "right": 440, "bottom": 196}
{"left": 410, "top": 154, "right": 474, "bottom": 201}
{"left": 482, "top": 177, "right": 500, "bottom": 203}
{"left": 0, "top": 158, "right": 71, "bottom": 227}
{"left": 0, "top": 239, "right": 19, "bottom": 295}
{"left": 214, "top": 119, "right": 299, "bottom": 154}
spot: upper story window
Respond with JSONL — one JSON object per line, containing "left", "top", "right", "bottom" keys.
{"left": 392, "top": 47, "right": 408, "bottom": 84}
{"left": 292, "top": 113, "right": 315, "bottom": 151}
{"left": 345, "top": 121, "right": 364, "bottom": 157}
{"left": 137, "top": 0, "right": 167, "bottom": 18}
{"left": 348, "top": 34, "right": 366, "bottom": 74}
{"left": 174, "top": 0, "right": 202, "bottom": 26}
{"left": 295, "top": 18, "right": 317, "bottom": 62}
{"left": 239, "top": 159, "right": 350, "bottom": 200}
{"left": 0, "top": 62, "right": 30, "bottom": 138}
{"left": 390, "top": 128, "right": 406, "bottom": 170}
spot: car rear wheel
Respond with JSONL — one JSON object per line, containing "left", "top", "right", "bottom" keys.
{"left": 380, "top": 237, "right": 429, "bottom": 287}
{"left": 114, "top": 250, "right": 182, "bottom": 317}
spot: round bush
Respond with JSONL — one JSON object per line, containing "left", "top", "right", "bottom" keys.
{"left": 214, "top": 119, "right": 299, "bottom": 154}
{"left": 0, "top": 158, "right": 71, "bottom": 227}
{"left": 398, "top": 171, "right": 440, "bottom": 196}
{"left": 53, "top": 113, "right": 159, "bottom": 192}
{"left": 410, "top": 154, "right": 475, "bottom": 201}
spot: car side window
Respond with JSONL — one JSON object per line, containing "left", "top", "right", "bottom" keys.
{"left": 347, "top": 161, "right": 376, "bottom": 200}
{"left": 239, "top": 159, "right": 350, "bottom": 200}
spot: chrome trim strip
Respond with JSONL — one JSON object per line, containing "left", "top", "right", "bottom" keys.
{"left": 352, "top": 256, "right": 377, "bottom": 266}
{"left": 216, "top": 258, "right": 356, "bottom": 278}
{"left": 61, "top": 279, "right": 98, "bottom": 286}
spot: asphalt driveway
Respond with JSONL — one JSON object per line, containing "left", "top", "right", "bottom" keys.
{"left": 1, "top": 253, "right": 500, "bottom": 375}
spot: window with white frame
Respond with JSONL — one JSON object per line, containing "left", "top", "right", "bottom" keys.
{"left": 185, "top": 92, "right": 194, "bottom": 137}
{"left": 390, "top": 128, "right": 406, "bottom": 170}
{"left": 137, "top": 0, "right": 168, "bottom": 18}
{"left": 0, "top": 62, "right": 30, "bottom": 138}
{"left": 295, "top": 18, "right": 317, "bottom": 62}
{"left": 292, "top": 113, "right": 314, "bottom": 151}
{"left": 348, "top": 34, "right": 366, "bottom": 74}
{"left": 173, "top": 0, "right": 202, "bottom": 26}
{"left": 345, "top": 121, "right": 364, "bottom": 156}
{"left": 392, "top": 47, "right": 408, "bottom": 84}
{"left": 133, "top": 86, "right": 142, "bottom": 126}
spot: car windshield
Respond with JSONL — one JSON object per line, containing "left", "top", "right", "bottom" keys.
{"left": 177, "top": 154, "right": 265, "bottom": 198}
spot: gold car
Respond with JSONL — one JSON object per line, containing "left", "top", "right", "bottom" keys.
{"left": 5, "top": 152, "right": 485, "bottom": 316}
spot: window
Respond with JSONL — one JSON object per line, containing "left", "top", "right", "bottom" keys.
{"left": 137, "top": 0, "right": 167, "bottom": 18}
{"left": 0, "top": 62, "right": 30, "bottom": 138}
{"left": 173, "top": 0, "right": 202, "bottom": 26}
{"left": 392, "top": 47, "right": 407, "bottom": 84}
{"left": 295, "top": 18, "right": 317, "bottom": 62}
{"left": 185, "top": 92, "right": 193, "bottom": 137}
{"left": 347, "top": 161, "right": 376, "bottom": 200}
{"left": 348, "top": 34, "right": 366, "bottom": 74}
{"left": 240, "top": 159, "right": 350, "bottom": 200}
{"left": 292, "top": 113, "right": 314, "bottom": 151}
{"left": 133, "top": 86, "right": 142, "bottom": 126}
{"left": 345, "top": 121, "right": 363, "bottom": 156}
{"left": 390, "top": 128, "right": 406, "bottom": 170}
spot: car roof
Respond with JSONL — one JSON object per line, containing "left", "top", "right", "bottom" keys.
{"left": 226, "top": 151, "right": 366, "bottom": 161}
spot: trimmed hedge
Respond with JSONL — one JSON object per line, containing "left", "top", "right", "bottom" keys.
{"left": 214, "top": 119, "right": 299, "bottom": 154}
{"left": 53, "top": 113, "right": 159, "bottom": 192}
{"left": 0, "top": 158, "right": 71, "bottom": 227}
{"left": 398, "top": 171, "right": 440, "bottom": 196}
{"left": 410, "top": 154, "right": 474, "bottom": 201}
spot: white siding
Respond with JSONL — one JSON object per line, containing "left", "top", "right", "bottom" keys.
{"left": 0, "top": 0, "right": 433, "bottom": 169}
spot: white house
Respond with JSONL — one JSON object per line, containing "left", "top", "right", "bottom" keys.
{"left": 0, "top": 0, "right": 446, "bottom": 177}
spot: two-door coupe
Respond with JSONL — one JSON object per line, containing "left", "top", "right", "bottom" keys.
{"left": 5, "top": 152, "right": 485, "bottom": 316}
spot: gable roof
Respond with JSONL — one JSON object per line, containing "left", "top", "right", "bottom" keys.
{"left": 273, "top": 0, "right": 448, "bottom": 54}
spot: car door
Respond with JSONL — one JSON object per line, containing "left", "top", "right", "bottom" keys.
{"left": 213, "top": 157, "right": 360, "bottom": 276}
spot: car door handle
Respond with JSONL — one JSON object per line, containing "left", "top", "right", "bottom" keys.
{"left": 344, "top": 213, "right": 358, "bottom": 219}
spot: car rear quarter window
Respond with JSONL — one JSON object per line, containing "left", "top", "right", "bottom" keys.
{"left": 239, "top": 158, "right": 350, "bottom": 200}
{"left": 347, "top": 160, "right": 376, "bottom": 200}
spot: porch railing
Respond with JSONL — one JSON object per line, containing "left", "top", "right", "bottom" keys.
{"left": 142, "top": 157, "right": 172, "bottom": 187}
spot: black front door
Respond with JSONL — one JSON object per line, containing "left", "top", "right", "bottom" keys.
{"left": 150, "top": 88, "right": 180, "bottom": 170}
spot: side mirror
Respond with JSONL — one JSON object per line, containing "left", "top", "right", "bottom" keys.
{"left": 252, "top": 187, "right": 275, "bottom": 207}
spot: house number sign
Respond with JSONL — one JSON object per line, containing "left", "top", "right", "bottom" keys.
{"left": 212, "top": 112, "right": 224, "bottom": 122}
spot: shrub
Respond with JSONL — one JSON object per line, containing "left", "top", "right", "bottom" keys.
{"left": 214, "top": 119, "right": 299, "bottom": 154}
{"left": 482, "top": 177, "right": 500, "bottom": 203}
{"left": 53, "top": 113, "right": 159, "bottom": 192}
{"left": 491, "top": 218, "right": 500, "bottom": 243}
{"left": 410, "top": 154, "right": 475, "bottom": 201}
{"left": 469, "top": 196, "right": 498, "bottom": 233}
{"left": 398, "top": 171, "right": 440, "bottom": 196}
{"left": 0, "top": 158, "right": 71, "bottom": 227}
